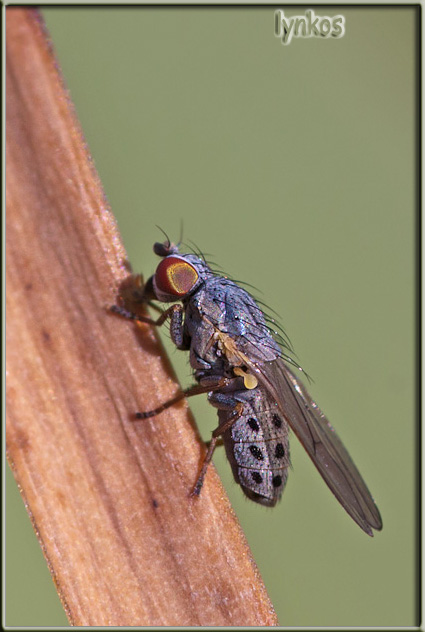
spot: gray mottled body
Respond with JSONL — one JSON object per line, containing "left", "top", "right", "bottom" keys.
{"left": 115, "top": 240, "right": 382, "bottom": 535}
{"left": 147, "top": 247, "right": 289, "bottom": 504}
{"left": 173, "top": 263, "right": 290, "bottom": 503}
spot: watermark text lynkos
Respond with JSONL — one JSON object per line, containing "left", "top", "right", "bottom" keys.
{"left": 275, "top": 9, "right": 345, "bottom": 45}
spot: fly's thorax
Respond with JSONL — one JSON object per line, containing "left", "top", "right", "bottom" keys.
{"left": 220, "top": 385, "right": 290, "bottom": 506}
{"left": 195, "top": 276, "right": 281, "bottom": 364}
{"left": 182, "top": 275, "right": 282, "bottom": 380}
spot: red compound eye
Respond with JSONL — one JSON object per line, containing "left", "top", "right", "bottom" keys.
{"left": 155, "top": 256, "right": 199, "bottom": 297}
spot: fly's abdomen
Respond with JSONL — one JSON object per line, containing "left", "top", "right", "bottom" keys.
{"left": 221, "top": 388, "right": 290, "bottom": 507}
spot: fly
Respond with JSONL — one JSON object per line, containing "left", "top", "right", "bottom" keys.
{"left": 112, "top": 238, "right": 382, "bottom": 536}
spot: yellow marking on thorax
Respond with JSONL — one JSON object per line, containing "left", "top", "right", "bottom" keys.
{"left": 233, "top": 367, "right": 258, "bottom": 390}
{"left": 207, "top": 322, "right": 258, "bottom": 390}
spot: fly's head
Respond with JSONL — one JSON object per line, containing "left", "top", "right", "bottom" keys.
{"left": 144, "top": 240, "right": 212, "bottom": 304}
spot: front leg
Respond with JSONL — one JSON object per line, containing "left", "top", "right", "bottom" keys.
{"left": 110, "top": 303, "right": 187, "bottom": 349}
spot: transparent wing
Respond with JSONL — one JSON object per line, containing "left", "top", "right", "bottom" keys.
{"left": 249, "top": 359, "right": 382, "bottom": 536}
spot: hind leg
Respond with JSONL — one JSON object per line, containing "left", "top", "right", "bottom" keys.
{"left": 191, "top": 391, "right": 245, "bottom": 497}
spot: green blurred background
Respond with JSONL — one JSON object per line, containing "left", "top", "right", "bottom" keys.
{"left": 6, "top": 6, "right": 417, "bottom": 627}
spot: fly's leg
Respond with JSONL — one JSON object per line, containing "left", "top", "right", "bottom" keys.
{"left": 135, "top": 377, "right": 231, "bottom": 419}
{"left": 205, "top": 438, "right": 224, "bottom": 449}
{"left": 129, "top": 355, "right": 244, "bottom": 498}
{"left": 111, "top": 303, "right": 180, "bottom": 329}
{"left": 191, "top": 400, "right": 244, "bottom": 498}
{"left": 111, "top": 303, "right": 185, "bottom": 348}
{"left": 133, "top": 374, "right": 240, "bottom": 497}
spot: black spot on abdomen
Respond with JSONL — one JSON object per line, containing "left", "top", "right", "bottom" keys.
{"left": 247, "top": 417, "right": 259, "bottom": 432}
{"left": 249, "top": 445, "right": 264, "bottom": 461}
{"left": 272, "top": 414, "right": 282, "bottom": 428}
{"left": 275, "top": 443, "right": 285, "bottom": 459}
{"left": 272, "top": 475, "right": 283, "bottom": 488}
